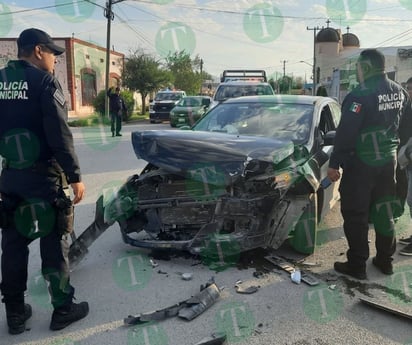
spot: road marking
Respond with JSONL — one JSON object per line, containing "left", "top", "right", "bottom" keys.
{"left": 19, "top": 319, "right": 124, "bottom": 345}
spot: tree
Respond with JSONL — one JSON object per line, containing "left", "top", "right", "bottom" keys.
{"left": 122, "top": 49, "right": 172, "bottom": 114}
{"left": 165, "top": 51, "right": 204, "bottom": 95}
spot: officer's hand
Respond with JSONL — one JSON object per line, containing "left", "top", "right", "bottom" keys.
{"left": 71, "top": 182, "right": 85, "bottom": 204}
{"left": 327, "top": 168, "right": 341, "bottom": 182}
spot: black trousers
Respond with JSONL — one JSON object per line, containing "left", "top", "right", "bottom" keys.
{"left": 0, "top": 170, "right": 74, "bottom": 309}
{"left": 110, "top": 111, "right": 122, "bottom": 134}
{"left": 339, "top": 156, "right": 397, "bottom": 269}
{"left": 0, "top": 219, "right": 74, "bottom": 309}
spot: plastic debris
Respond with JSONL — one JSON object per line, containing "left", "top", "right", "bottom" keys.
{"left": 182, "top": 273, "right": 193, "bottom": 281}
{"left": 291, "top": 269, "right": 301, "bottom": 284}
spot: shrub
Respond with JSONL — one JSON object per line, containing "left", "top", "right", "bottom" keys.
{"left": 92, "top": 89, "right": 135, "bottom": 121}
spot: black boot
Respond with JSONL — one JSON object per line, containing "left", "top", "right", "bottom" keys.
{"left": 50, "top": 301, "right": 89, "bottom": 331}
{"left": 6, "top": 303, "right": 32, "bottom": 335}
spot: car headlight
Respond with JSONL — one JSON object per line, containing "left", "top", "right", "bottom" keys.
{"left": 274, "top": 171, "right": 293, "bottom": 189}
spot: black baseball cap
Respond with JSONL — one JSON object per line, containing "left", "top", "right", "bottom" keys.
{"left": 17, "top": 28, "right": 65, "bottom": 56}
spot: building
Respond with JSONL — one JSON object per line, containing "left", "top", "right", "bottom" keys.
{"left": 314, "top": 25, "right": 412, "bottom": 102}
{"left": 0, "top": 36, "right": 124, "bottom": 117}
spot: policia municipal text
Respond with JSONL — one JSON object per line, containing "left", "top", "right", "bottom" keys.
{"left": 0, "top": 28, "right": 88, "bottom": 334}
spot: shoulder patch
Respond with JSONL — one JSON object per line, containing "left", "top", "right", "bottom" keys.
{"left": 349, "top": 102, "right": 362, "bottom": 114}
{"left": 53, "top": 89, "right": 66, "bottom": 107}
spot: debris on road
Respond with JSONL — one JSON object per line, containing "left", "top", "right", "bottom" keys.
{"left": 124, "top": 280, "right": 221, "bottom": 325}
{"left": 193, "top": 332, "right": 227, "bottom": 345}
{"left": 265, "top": 255, "right": 320, "bottom": 286}
{"left": 182, "top": 272, "right": 193, "bottom": 281}
{"left": 359, "top": 297, "right": 412, "bottom": 321}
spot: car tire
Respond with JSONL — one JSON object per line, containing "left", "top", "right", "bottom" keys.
{"left": 150, "top": 120, "right": 156, "bottom": 124}
{"left": 170, "top": 122, "right": 176, "bottom": 128}
{"left": 288, "top": 192, "right": 318, "bottom": 254}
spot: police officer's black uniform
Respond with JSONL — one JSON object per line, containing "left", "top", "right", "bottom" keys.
{"left": 107, "top": 87, "right": 126, "bottom": 136}
{"left": 0, "top": 59, "right": 82, "bottom": 326}
{"left": 330, "top": 72, "right": 408, "bottom": 275}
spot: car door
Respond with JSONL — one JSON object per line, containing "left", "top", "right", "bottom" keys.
{"left": 316, "top": 100, "right": 341, "bottom": 220}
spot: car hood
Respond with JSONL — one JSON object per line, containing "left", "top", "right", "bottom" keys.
{"left": 171, "top": 106, "right": 202, "bottom": 113}
{"left": 131, "top": 130, "right": 296, "bottom": 180}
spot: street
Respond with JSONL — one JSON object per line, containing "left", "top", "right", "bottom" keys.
{"left": 1, "top": 122, "right": 412, "bottom": 345}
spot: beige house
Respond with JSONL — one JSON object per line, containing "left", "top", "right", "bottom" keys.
{"left": 0, "top": 36, "right": 124, "bottom": 117}
{"left": 315, "top": 26, "right": 412, "bottom": 102}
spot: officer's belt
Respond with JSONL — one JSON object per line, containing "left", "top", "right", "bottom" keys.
{"left": 1, "top": 158, "right": 62, "bottom": 175}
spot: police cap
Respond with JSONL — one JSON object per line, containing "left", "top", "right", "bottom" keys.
{"left": 17, "top": 28, "right": 65, "bottom": 56}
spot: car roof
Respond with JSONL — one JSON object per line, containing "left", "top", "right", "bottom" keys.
{"left": 220, "top": 94, "right": 337, "bottom": 105}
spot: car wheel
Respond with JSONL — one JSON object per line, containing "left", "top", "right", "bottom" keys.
{"left": 170, "top": 122, "right": 176, "bottom": 128}
{"left": 150, "top": 120, "right": 156, "bottom": 124}
{"left": 288, "top": 193, "right": 318, "bottom": 254}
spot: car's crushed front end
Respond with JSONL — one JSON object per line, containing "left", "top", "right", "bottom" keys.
{"left": 102, "top": 130, "right": 321, "bottom": 256}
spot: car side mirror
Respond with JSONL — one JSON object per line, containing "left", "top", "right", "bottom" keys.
{"left": 323, "top": 130, "right": 336, "bottom": 146}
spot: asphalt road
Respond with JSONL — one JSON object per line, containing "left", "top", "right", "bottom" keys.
{"left": 1, "top": 122, "right": 412, "bottom": 345}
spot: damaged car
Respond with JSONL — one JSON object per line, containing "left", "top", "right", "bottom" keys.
{"left": 69, "top": 95, "right": 342, "bottom": 265}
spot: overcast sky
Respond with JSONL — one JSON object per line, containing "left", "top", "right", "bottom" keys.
{"left": 1, "top": 0, "right": 412, "bottom": 80}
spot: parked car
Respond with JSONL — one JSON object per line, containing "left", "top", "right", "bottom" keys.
{"left": 69, "top": 95, "right": 342, "bottom": 265}
{"left": 169, "top": 96, "right": 212, "bottom": 127}
{"left": 149, "top": 90, "right": 186, "bottom": 123}
{"left": 210, "top": 70, "right": 275, "bottom": 109}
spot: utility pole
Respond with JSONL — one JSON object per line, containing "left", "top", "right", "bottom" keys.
{"left": 281, "top": 60, "right": 288, "bottom": 77}
{"left": 199, "top": 58, "right": 203, "bottom": 95}
{"left": 306, "top": 25, "right": 320, "bottom": 96}
{"left": 104, "top": 0, "right": 126, "bottom": 118}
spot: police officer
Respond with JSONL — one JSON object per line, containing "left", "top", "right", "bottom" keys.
{"left": 328, "top": 49, "right": 408, "bottom": 279}
{"left": 107, "top": 86, "right": 127, "bottom": 137}
{"left": 0, "top": 28, "right": 88, "bottom": 334}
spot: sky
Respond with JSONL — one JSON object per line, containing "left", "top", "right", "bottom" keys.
{"left": 1, "top": 0, "right": 412, "bottom": 81}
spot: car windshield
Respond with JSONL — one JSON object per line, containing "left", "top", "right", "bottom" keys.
{"left": 177, "top": 97, "right": 202, "bottom": 107}
{"left": 155, "top": 92, "right": 182, "bottom": 101}
{"left": 214, "top": 84, "right": 273, "bottom": 102}
{"left": 193, "top": 101, "right": 313, "bottom": 143}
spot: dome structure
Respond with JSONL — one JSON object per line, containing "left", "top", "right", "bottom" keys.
{"left": 316, "top": 28, "right": 340, "bottom": 43}
{"left": 342, "top": 33, "right": 360, "bottom": 47}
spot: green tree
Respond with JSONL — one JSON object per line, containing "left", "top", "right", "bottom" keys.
{"left": 93, "top": 89, "right": 134, "bottom": 120}
{"left": 165, "top": 51, "right": 204, "bottom": 95}
{"left": 122, "top": 49, "right": 172, "bottom": 114}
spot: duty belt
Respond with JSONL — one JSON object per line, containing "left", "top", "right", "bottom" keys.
{"left": 1, "top": 158, "right": 61, "bottom": 175}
